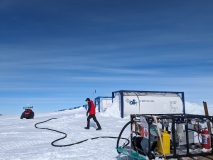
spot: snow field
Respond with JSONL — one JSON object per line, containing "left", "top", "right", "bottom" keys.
{"left": 0, "top": 101, "right": 212, "bottom": 160}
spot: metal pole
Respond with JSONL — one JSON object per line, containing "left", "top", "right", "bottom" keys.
{"left": 203, "top": 101, "right": 211, "bottom": 133}
{"left": 121, "top": 91, "right": 124, "bottom": 118}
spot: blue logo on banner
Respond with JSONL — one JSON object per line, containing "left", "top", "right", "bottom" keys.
{"left": 130, "top": 99, "right": 137, "bottom": 105}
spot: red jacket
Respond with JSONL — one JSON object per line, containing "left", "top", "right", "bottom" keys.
{"left": 87, "top": 100, "right": 96, "bottom": 115}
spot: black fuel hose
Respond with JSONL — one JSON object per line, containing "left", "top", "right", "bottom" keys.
{"left": 35, "top": 118, "right": 130, "bottom": 147}
{"left": 116, "top": 120, "right": 133, "bottom": 154}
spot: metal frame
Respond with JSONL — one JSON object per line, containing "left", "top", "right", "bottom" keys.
{"left": 94, "top": 96, "right": 112, "bottom": 112}
{"left": 112, "top": 90, "right": 185, "bottom": 118}
{"left": 130, "top": 114, "right": 213, "bottom": 159}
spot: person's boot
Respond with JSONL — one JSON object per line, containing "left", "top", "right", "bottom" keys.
{"left": 96, "top": 122, "right": 101, "bottom": 130}
{"left": 84, "top": 122, "right": 90, "bottom": 129}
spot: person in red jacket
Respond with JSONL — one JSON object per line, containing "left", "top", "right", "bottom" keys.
{"left": 84, "top": 98, "right": 102, "bottom": 130}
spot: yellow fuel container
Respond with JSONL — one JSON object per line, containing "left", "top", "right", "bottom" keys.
{"left": 157, "top": 130, "right": 170, "bottom": 154}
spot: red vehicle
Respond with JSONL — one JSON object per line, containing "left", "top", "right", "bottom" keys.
{"left": 20, "top": 106, "right": 34, "bottom": 119}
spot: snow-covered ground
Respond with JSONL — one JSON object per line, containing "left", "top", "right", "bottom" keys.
{"left": 0, "top": 108, "right": 131, "bottom": 160}
{"left": 0, "top": 102, "right": 212, "bottom": 160}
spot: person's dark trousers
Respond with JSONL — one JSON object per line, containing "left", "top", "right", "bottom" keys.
{"left": 87, "top": 114, "right": 101, "bottom": 129}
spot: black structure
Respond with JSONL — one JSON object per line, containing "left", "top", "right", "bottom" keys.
{"left": 20, "top": 106, "right": 34, "bottom": 119}
{"left": 117, "top": 114, "right": 213, "bottom": 159}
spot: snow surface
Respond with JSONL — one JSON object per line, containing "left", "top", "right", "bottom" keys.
{"left": 0, "top": 101, "right": 212, "bottom": 160}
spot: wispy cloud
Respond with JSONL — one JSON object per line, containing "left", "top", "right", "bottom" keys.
{"left": 1, "top": 0, "right": 213, "bottom": 114}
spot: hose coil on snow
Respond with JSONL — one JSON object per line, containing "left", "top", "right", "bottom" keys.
{"left": 35, "top": 118, "right": 130, "bottom": 147}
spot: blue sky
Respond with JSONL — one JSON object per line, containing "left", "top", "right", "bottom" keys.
{"left": 0, "top": 0, "right": 213, "bottom": 115}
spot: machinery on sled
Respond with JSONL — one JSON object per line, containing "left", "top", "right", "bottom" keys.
{"left": 116, "top": 114, "right": 213, "bottom": 160}
{"left": 20, "top": 106, "right": 34, "bottom": 119}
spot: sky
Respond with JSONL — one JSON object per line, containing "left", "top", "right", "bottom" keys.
{"left": 0, "top": 0, "right": 213, "bottom": 115}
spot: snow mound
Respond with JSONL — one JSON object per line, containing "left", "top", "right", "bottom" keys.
{"left": 185, "top": 102, "right": 213, "bottom": 116}
{"left": 100, "top": 95, "right": 121, "bottom": 118}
